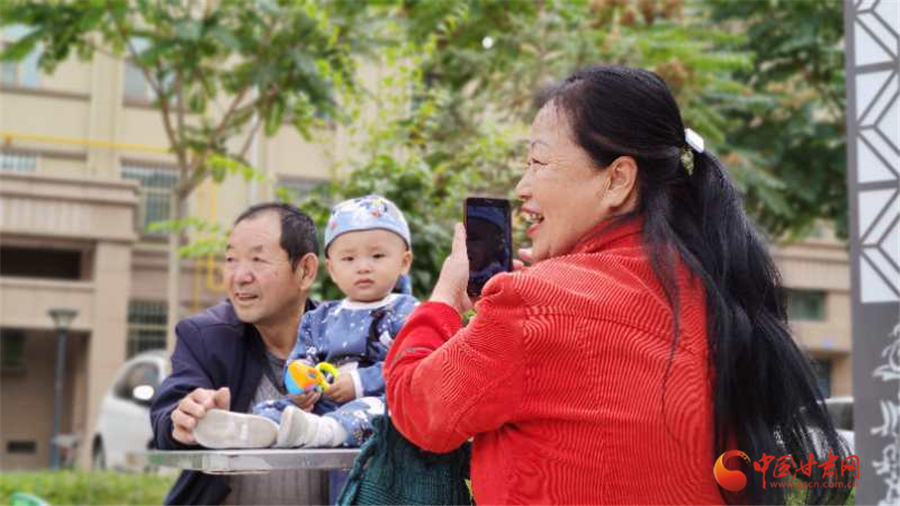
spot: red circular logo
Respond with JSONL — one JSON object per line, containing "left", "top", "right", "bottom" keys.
{"left": 714, "top": 450, "right": 750, "bottom": 491}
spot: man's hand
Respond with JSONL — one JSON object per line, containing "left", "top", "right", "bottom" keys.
{"left": 171, "top": 387, "right": 230, "bottom": 445}
{"left": 291, "top": 390, "right": 322, "bottom": 412}
{"left": 323, "top": 375, "right": 356, "bottom": 404}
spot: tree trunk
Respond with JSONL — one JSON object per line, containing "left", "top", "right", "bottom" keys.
{"left": 165, "top": 194, "right": 185, "bottom": 353}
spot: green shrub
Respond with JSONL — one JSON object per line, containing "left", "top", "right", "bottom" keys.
{"left": 0, "top": 471, "right": 175, "bottom": 506}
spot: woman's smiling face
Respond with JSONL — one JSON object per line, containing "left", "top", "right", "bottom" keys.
{"left": 516, "top": 104, "right": 614, "bottom": 262}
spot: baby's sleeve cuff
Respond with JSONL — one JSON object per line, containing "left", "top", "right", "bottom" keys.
{"left": 348, "top": 369, "right": 364, "bottom": 399}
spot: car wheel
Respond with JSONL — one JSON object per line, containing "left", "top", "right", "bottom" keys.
{"left": 92, "top": 439, "right": 106, "bottom": 470}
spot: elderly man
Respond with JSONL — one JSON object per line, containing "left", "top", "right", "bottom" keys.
{"left": 150, "top": 202, "right": 322, "bottom": 505}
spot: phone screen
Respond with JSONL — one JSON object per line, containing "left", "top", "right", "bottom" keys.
{"left": 465, "top": 197, "right": 513, "bottom": 297}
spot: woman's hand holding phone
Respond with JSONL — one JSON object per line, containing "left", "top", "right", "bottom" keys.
{"left": 432, "top": 199, "right": 526, "bottom": 313}
{"left": 430, "top": 223, "right": 474, "bottom": 314}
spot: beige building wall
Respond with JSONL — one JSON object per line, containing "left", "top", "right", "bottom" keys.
{"left": 0, "top": 171, "right": 139, "bottom": 469}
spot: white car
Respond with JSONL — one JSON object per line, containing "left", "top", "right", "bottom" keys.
{"left": 91, "top": 350, "right": 169, "bottom": 470}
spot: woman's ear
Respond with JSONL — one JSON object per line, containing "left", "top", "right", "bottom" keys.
{"left": 297, "top": 252, "right": 319, "bottom": 291}
{"left": 603, "top": 156, "right": 639, "bottom": 211}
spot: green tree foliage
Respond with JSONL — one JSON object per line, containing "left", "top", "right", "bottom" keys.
{"left": 403, "top": 0, "right": 752, "bottom": 129}
{"left": 395, "top": 0, "right": 762, "bottom": 233}
{"left": 398, "top": 0, "right": 845, "bottom": 240}
{"left": 283, "top": 13, "right": 519, "bottom": 299}
{"left": 710, "top": 0, "right": 847, "bottom": 237}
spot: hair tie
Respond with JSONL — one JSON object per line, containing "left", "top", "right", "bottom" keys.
{"left": 681, "top": 128, "right": 705, "bottom": 176}
{"left": 685, "top": 128, "right": 705, "bottom": 153}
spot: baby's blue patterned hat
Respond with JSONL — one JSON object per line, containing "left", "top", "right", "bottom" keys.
{"left": 324, "top": 195, "right": 411, "bottom": 253}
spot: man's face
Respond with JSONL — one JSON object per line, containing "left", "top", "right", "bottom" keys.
{"left": 224, "top": 212, "right": 307, "bottom": 326}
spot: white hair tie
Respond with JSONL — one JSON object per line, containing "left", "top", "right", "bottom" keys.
{"left": 685, "top": 128, "right": 705, "bottom": 153}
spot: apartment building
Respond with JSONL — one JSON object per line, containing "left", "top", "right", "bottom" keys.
{"left": 0, "top": 28, "right": 852, "bottom": 470}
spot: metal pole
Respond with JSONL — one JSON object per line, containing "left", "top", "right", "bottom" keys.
{"left": 49, "top": 328, "right": 67, "bottom": 469}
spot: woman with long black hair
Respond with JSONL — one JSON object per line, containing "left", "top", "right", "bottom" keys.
{"left": 384, "top": 65, "right": 851, "bottom": 505}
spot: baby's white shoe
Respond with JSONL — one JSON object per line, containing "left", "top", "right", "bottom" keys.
{"left": 276, "top": 406, "right": 347, "bottom": 448}
{"left": 193, "top": 409, "right": 278, "bottom": 449}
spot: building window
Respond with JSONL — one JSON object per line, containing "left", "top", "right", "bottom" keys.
{"left": 1, "top": 329, "right": 26, "bottom": 373}
{"left": 810, "top": 358, "right": 832, "bottom": 398}
{"left": 127, "top": 301, "right": 167, "bottom": 358}
{"left": 121, "top": 163, "right": 179, "bottom": 235}
{"left": 0, "top": 246, "right": 83, "bottom": 280}
{"left": 0, "top": 151, "right": 38, "bottom": 173}
{"left": 6, "top": 441, "right": 37, "bottom": 454}
{"left": 124, "top": 61, "right": 174, "bottom": 102}
{"left": 123, "top": 37, "right": 173, "bottom": 103}
{"left": 123, "top": 36, "right": 151, "bottom": 100}
{"left": 787, "top": 289, "right": 827, "bottom": 321}
{"left": 0, "top": 49, "right": 40, "bottom": 87}
{"left": 1, "top": 24, "right": 41, "bottom": 88}
{"left": 123, "top": 60, "right": 150, "bottom": 100}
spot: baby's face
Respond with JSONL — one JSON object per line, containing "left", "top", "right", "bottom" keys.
{"left": 326, "top": 229, "right": 411, "bottom": 302}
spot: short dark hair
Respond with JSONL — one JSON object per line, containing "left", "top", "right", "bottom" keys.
{"left": 234, "top": 202, "right": 319, "bottom": 270}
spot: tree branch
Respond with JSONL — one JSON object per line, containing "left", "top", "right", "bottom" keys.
{"left": 206, "top": 87, "right": 251, "bottom": 150}
{"left": 179, "top": 84, "right": 252, "bottom": 184}
{"left": 176, "top": 161, "right": 210, "bottom": 200}
{"left": 156, "top": 67, "right": 189, "bottom": 175}
{"left": 239, "top": 84, "right": 282, "bottom": 161}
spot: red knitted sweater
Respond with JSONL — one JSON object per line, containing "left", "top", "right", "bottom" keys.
{"left": 385, "top": 219, "right": 727, "bottom": 504}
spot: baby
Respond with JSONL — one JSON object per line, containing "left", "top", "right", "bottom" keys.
{"left": 195, "top": 195, "right": 417, "bottom": 449}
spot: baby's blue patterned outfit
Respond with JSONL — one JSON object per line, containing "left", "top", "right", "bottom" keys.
{"left": 253, "top": 293, "right": 417, "bottom": 446}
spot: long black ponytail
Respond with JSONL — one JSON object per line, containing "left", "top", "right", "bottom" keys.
{"left": 539, "top": 65, "right": 852, "bottom": 505}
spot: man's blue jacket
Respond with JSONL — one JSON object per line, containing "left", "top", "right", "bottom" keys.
{"left": 150, "top": 299, "right": 315, "bottom": 505}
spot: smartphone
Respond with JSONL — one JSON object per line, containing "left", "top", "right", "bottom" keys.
{"left": 465, "top": 197, "right": 513, "bottom": 297}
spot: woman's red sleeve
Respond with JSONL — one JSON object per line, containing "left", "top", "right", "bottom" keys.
{"left": 384, "top": 276, "right": 527, "bottom": 453}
